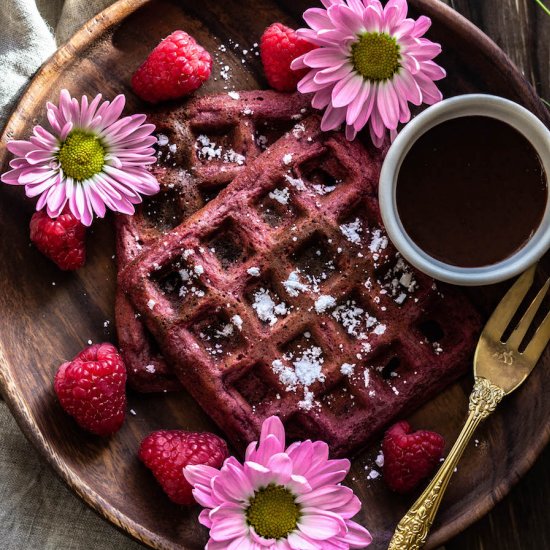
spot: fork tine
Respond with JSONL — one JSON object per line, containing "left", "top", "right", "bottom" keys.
{"left": 523, "top": 309, "right": 550, "bottom": 363}
{"left": 483, "top": 265, "right": 536, "bottom": 341}
{"left": 507, "top": 277, "right": 550, "bottom": 348}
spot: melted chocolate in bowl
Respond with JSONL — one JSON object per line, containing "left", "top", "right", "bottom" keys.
{"left": 396, "top": 116, "right": 548, "bottom": 268}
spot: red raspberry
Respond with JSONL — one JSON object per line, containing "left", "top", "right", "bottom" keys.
{"left": 260, "top": 23, "right": 317, "bottom": 92}
{"left": 382, "top": 421, "right": 445, "bottom": 494}
{"left": 54, "top": 343, "right": 127, "bottom": 436}
{"left": 139, "top": 430, "right": 228, "bottom": 505}
{"left": 30, "top": 207, "right": 86, "bottom": 270}
{"left": 131, "top": 30, "right": 212, "bottom": 103}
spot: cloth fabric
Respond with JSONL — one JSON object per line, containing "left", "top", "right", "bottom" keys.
{"left": 0, "top": 401, "right": 143, "bottom": 549}
{"left": 0, "top": 0, "right": 116, "bottom": 126}
{"left": 1, "top": 4, "right": 143, "bottom": 548}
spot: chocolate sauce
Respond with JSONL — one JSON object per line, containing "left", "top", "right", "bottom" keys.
{"left": 396, "top": 116, "right": 547, "bottom": 267}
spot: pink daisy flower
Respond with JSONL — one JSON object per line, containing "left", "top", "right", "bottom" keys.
{"left": 184, "top": 416, "right": 372, "bottom": 549}
{"left": 1, "top": 89, "right": 159, "bottom": 226}
{"left": 291, "top": 0, "right": 446, "bottom": 146}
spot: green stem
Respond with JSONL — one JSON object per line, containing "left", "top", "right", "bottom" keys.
{"left": 534, "top": 0, "right": 550, "bottom": 16}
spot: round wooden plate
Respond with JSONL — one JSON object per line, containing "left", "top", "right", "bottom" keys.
{"left": 0, "top": 1, "right": 548, "bottom": 548}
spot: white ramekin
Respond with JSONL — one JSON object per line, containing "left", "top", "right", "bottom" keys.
{"left": 378, "top": 94, "right": 550, "bottom": 286}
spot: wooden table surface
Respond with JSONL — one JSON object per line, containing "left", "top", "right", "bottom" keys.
{"left": 439, "top": 1, "right": 549, "bottom": 549}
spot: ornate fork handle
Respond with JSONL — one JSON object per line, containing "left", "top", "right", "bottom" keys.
{"left": 388, "top": 377, "right": 505, "bottom": 550}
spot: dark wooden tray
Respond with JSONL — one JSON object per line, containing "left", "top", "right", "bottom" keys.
{"left": 0, "top": 1, "right": 548, "bottom": 548}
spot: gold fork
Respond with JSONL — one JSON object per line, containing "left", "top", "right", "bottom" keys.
{"left": 388, "top": 264, "right": 550, "bottom": 550}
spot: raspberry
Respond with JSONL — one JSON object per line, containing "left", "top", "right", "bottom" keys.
{"left": 30, "top": 207, "right": 86, "bottom": 270}
{"left": 139, "top": 430, "right": 228, "bottom": 505}
{"left": 382, "top": 421, "right": 445, "bottom": 494}
{"left": 131, "top": 30, "right": 212, "bottom": 103}
{"left": 260, "top": 23, "right": 317, "bottom": 92}
{"left": 54, "top": 343, "right": 127, "bottom": 436}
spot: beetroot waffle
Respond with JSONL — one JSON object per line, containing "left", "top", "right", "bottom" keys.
{"left": 120, "top": 115, "right": 481, "bottom": 456}
{"left": 115, "top": 91, "right": 312, "bottom": 392}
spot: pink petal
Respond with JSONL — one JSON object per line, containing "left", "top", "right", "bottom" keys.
{"left": 312, "top": 87, "right": 333, "bottom": 110}
{"left": 303, "top": 7, "right": 331, "bottom": 31}
{"left": 1, "top": 167, "right": 26, "bottom": 185}
{"left": 192, "top": 485, "right": 219, "bottom": 509}
{"left": 33, "top": 124, "right": 58, "bottom": 143}
{"left": 86, "top": 185, "right": 107, "bottom": 218}
{"left": 36, "top": 191, "right": 49, "bottom": 211}
{"left": 296, "top": 28, "right": 331, "bottom": 47}
{"left": 392, "top": 17, "right": 415, "bottom": 38}
{"left": 408, "top": 38, "right": 442, "bottom": 60}
{"left": 296, "top": 485, "right": 355, "bottom": 512}
{"left": 99, "top": 94, "right": 126, "bottom": 128}
{"left": 393, "top": 69, "right": 422, "bottom": 105}
{"left": 328, "top": 4, "right": 364, "bottom": 34}
{"left": 59, "top": 89, "right": 74, "bottom": 126}
{"left": 291, "top": 54, "right": 308, "bottom": 71}
{"left": 321, "top": 104, "right": 346, "bottom": 131}
{"left": 313, "top": 63, "right": 353, "bottom": 86}
{"left": 47, "top": 106, "right": 63, "bottom": 134}
{"left": 287, "top": 474, "right": 312, "bottom": 496}
{"left": 209, "top": 503, "right": 248, "bottom": 542}
{"left": 218, "top": 460, "right": 254, "bottom": 501}
{"left": 298, "top": 70, "right": 328, "bottom": 94}
{"left": 346, "top": 81, "right": 372, "bottom": 126}
{"left": 332, "top": 73, "right": 363, "bottom": 108}
{"left": 199, "top": 509, "right": 213, "bottom": 528}
{"left": 80, "top": 186, "right": 95, "bottom": 226}
{"left": 249, "top": 526, "right": 276, "bottom": 547}
{"left": 287, "top": 532, "right": 318, "bottom": 550}
{"left": 345, "top": 124, "right": 357, "bottom": 140}
{"left": 307, "top": 467, "right": 350, "bottom": 489}
{"left": 369, "top": 119, "right": 387, "bottom": 148}
{"left": 382, "top": 3, "right": 402, "bottom": 33}
{"left": 184, "top": 464, "right": 221, "bottom": 489}
{"left": 45, "top": 182, "right": 68, "bottom": 217}
{"left": 286, "top": 440, "right": 314, "bottom": 477}
{"left": 7, "top": 140, "right": 35, "bottom": 156}
{"left": 298, "top": 508, "right": 346, "bottom": 539}
{"left": 25, "top": 149, "right": 55, "bottom": 165}
{"left": 59, "top": 121, "right": 73, "bottom": 141}
{"left": 412, "top": 15, "right": 432, "bottom": 37}
{"left": 415, "top": 73, "right": 443, "bottom": 104}
{"left": 228, "top": 535, "right": 257, "bottom": 550}
{"left": 302, "top": 47, "right": 346, "bottom": 69}
{"left": 19, "top": 167, "right": 57, "bottom": 186}
{"left": 362, "top": 4, "right": 382, "bottom": 32}
{"left": 376, "top": 80, "right": 400, "bottom": 130}
{"left": 266, "top": 453, "right": 293, "bottom": 485}
{"left": 206, "top": 537, "right": 254, "bottom": 550}
{"left": 261, "top": 415, "right": 285, "bottom": 447}
{"left": 420, "top": 59, "right": 446, "bottom": 81}
{"left": 244, "top": 461, "right": 274, "bottom": 490}
{"left": 347, "top": 0, "right": 366, "bottom": 16}
{"left": 338, "top": 520, "right": 373, "bottom": 548}
{"left": 386, "top": 0, "right": 408, "bottom": 20}
{"left": 25, "top": 174, "right": 60, "bottom": 198}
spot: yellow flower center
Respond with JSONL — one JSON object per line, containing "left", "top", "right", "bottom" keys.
{"left": 351, "top": 32, "right": 401, "bottom": 81}
{"left": 246, "top": 484, "right": 300, "bottom": 540}
{"left": 58, "top": 130, "right": 105, "bottom": 181}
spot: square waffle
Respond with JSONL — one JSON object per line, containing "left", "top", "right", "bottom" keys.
{"left": 120, "top": 115, "right": 481, "bottom": 456}
{"left": 115, "top": 91, "right": 312, "bottom": 392}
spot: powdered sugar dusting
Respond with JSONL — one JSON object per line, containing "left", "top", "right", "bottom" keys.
{"left": 252, "top": 289, "right": 287, "bottom": 325}
{"left": 282, "top": 270, "right": 310, "bottom": 297}
{"left": 272, "top": 343, "right": 326, "bottom": 411}
{"left": 340, "top": 218, "right": 363, "bottom": 244}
